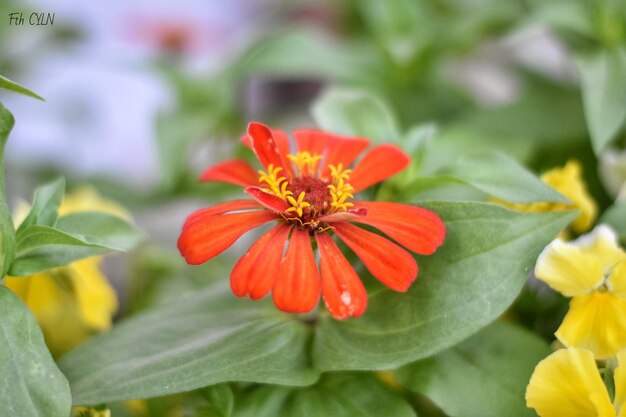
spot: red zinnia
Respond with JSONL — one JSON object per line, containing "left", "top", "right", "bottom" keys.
{"left": 178, "top": 122, "right": 446, "bottom": 319}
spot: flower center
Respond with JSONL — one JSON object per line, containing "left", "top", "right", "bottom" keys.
{"left": 257, "top": 153, "right": 355, "bottom": 231}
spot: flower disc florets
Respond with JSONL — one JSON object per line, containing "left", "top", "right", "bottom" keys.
{"left": 257, "top": 152, "right": 355, "bottom": 232}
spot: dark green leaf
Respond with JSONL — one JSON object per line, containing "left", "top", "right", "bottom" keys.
{"left": 0, "top": 74, "right": 45, "bottom": 100}
{"left": 234, "top": 373, "right": 415, "bottom": 417}
{"left": 396, "top": 320, "right": 550, "bottom": 417}
{"left": 55, "top": 212, "right": 144, "bottom": 251}
{"left": 0, "top": 286, "right": 71, "bottom": 417}
{"left": 313, "top": 202, "right": 575, "bottom": 371}
{"left": 59, "top": 282, "right": 318, "bottom": 405}
{"left": 576, "top": 48, "right": 626, "bottom": 153}
{"left": 16, "top": 177, "right": 65, "bottom": 236}
{"left": 0, "top": 103, "right": 16, "bottom": 276}
{"left": 312, "top": 87, "right": 401, "bottom": 143}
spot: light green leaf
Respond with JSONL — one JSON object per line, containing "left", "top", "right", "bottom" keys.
{"left": 59, "top": 281, "right": 318, "bottom": 405}
{"left": 0, "top": 103, "right": 16, "bottom": 276}
{"left": 55, "top": 212, "right": 144, "bottom": 250}
{"left": 600, "top": 201, "right": 626, "bottom": 243}
{"left": 0, "top": 74, "right": 44, "bottom": 100}
{"left": 234, "top": 30, "right": 372, "bottom": 82}
{"left": 16, "top": 177, "right": 65, "bottom": 236}
{"left": 10, "top": 213, "right": 142, "bottom": 276}
{"left": 577, "top": 48, "right": 626, "bottom": 153}
{"left": 312, "top": 87, "right": 401, "bottom": 143}
{"left": 234, "top": 373, "right": 415, "bottom": 417}
{"left": 396, "top": 320, "right": 550, "bottom": 417}
{"left": 313, "top": 202, "right": 575, "bottom": 371}
{"left": 0, "top": 286, "right": 71, "bottom": 417}
{"left": 408, "top": 150, "right": 568, "bottom": 203}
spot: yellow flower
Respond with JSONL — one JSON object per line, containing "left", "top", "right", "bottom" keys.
{"left": 496, "top": 160, "right": 598, "bottom": 233}
{"left": 535, "top": 225, "right": 626, "bottom": 359}
{"left": 4, "top": 187, "right": 128, "bottom": 357}
{"left": 526, "top": 347, "right": 626, "bottom": 417}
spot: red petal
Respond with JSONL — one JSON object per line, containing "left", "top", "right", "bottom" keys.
{"left": 333, "top": 223, "right": 417, "bottom": 292}
{"left": 349, "top": 144, "right": 410, "bottom": 192}
{"left": 182, "top": 200, "right": 262, "bottom": 231}
{"left": 245, "top": 186, "right": 290, "bottom": 212}
{"left": 316, "top": 233, "right": 367, "bottom": 319}
{"left": 294, "top": 129, "right": 328, "bottom": 156}
{"left": 272, "top": 229, "right": 321, "bottom": 313}
{"left": 178, "top": 210, "right": 275, "bottom": 265}
{"left": 270, "top": 129, "right": 292, "bottom": 160}
{"left": 231, "top": 224, "right": 291, "bottom": 300}
{"left": 352, "top": 202, "right": 446, "bottom": 255}
{"left": 248, "top": 122, "right": 290, "bottom": 173}
{"left": 320, "top": 134, "right": 370, "bottom": 179}
{"left": 200, "top": 159, "right": 259, "bottom": 187}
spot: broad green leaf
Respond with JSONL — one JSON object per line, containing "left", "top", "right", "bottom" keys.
{"left": 16, "top": 177, "right": 65, "bottom": 236}
{"left": 10, "top": 213, "right": 142, "bottom": 276}
{"left": 408, "top": 151, "right": 568, "bottom": 204}
{"left": 312, "top": 87, "right": 401, "bottom": 143}
{"left": 577, "top": 48, "right": 626, "bottom": 153}
{"left": 313, "top": 202, "right": 575, "bottom": 371}
{"left": 59, "top": 281, "right": 318, "bottom": 405}
{"left": 0, "top": 74, "right": 44, "bottom": 100}
{"left": 0, "top": 103, "right": 16, "bottom": 276}
{"left": 0, "top": 286, "right": 71, "bottom": 417}
{"left": 234, "top": 373, "right": 415, "bottom": 417}
{"left": 600, "top": 201, "right": 626, "bottom": 243}
{"left": 396, "top": 320, "right": 550, "bottom": 417}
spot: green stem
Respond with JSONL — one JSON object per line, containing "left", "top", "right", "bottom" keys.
{"left": 0, "top": 103, "right": 16, "bottom": 278}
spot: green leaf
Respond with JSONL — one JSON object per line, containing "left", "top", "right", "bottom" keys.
{"left": 234, "top": 373, "right": 415, "bottom": 417}
{"left": 577, "top": 48, "right": 626, "bottom": 153}
{"left": 58, "top": 281, "right": 318, "bottom": 405}
{"left": 0, "top": 286, "right": 71, "bottom": 417}
{"left": 312, "top": 87, "right": 401, "bottom": 143}
{"left": 199, "top": 384, "right": 234, "bottom": 417}
{"left": 600, "top": 201, "right": 626, "bottom": 243}
{"left": 0, "top": 103, "right": 16, "bottom": 276}
{"left": 313, "top": 202, "right": 575, "bottom": 371}
{"left": 16, "top": 178, "right": 65, "bottom": 236}
{"left": 396, "top": 320, "right": 550, "bottom": 417}
{"left": 408, "top": 150, "right": 569, "bottom": 203}
{"left": 0, "top": 74, "right": 45, "bottom": 100}
{"left": 10, "top": 213, "right": 143, "bottom": 276}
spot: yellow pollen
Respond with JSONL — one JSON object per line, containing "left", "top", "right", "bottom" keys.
{"left": 285, "top": 191, "right": 311, "bottom": 217}
{"left": 287, "top": 152, "right": 323, "bottom": 176}
{"left": 327, "top": 164, "right": 354, "bottom": 212}
{"left": 258, "top": 164, "right": 292, "bottom": 200}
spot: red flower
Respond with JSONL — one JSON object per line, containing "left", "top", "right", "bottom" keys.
{"left": 178, "top": 122, "right": 446, "bottom": 319}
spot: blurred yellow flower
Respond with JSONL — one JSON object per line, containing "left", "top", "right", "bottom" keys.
{"left": 497, "top": 160, "right": 598, "bottom": 233}
{"left": 535, "top": 225, "right": 626, "bottom": 359}
{"left": 4, "top": 187, "right": 128, "bottom": 357}
{"left": 526, "top": 347, "right": 625, "bottom": 417}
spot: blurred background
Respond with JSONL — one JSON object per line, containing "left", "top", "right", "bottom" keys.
{"left": 2, "top": 0, "right": 626, "bottom": 355}
{"left": 3, "top": 0, "right": 626, "bottom": 415}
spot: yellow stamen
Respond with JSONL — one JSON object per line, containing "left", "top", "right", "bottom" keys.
{"left": 287, "top": 152, "right": 323, "bottom": 176}
{"left": 327, "top": 164, "right": 354, "bottom": 212}
{"left": 257, "top": 164, "right": 292, "bottom": 200}
{"left": 285, "top": 192, "right": 311, "bottom": 217}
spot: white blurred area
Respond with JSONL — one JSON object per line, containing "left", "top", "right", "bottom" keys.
{"left": 2, "top": 0, "right": 259, "bottom": 188}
